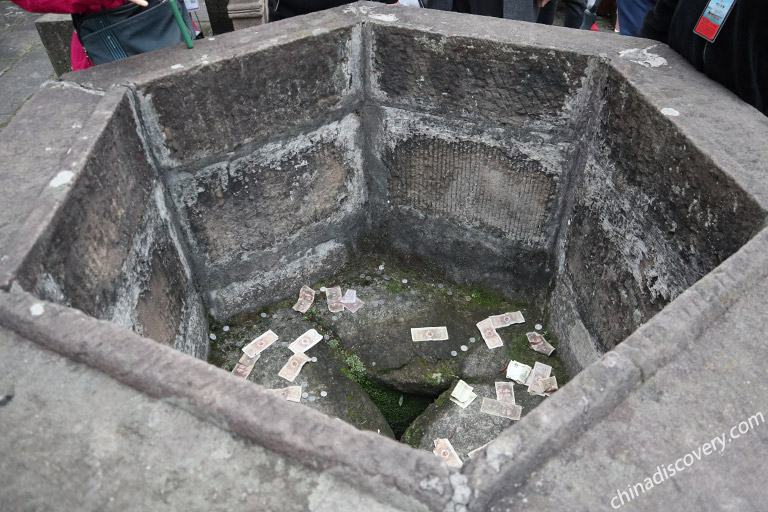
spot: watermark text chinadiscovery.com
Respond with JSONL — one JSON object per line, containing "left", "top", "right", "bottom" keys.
{"left": 610, "top": 411, "right": 765, "bottom": 509}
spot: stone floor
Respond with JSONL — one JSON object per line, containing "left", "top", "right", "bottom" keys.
{"left": 0, "top": 1, "right": 53, "bottom": 129}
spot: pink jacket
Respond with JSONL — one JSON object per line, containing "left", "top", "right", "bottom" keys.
{"left": 12, "top": 0, "right": 126, "bottom": 70}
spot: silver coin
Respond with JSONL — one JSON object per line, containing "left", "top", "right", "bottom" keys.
{"left": 301, "top": 392, "right": 309, "bottom": 399}
{"left": 438, "top": 283, "right": 444, "bottom": 289}
{"left": 359, "top": 274, "right": 366, "bottom": 279}
{"left": 402, "top": 279, "right": 408, "bottom": 284}
{"left": 260, "top": 312, "right": 267, "bottom": 318}
{"left": 450, "top": 350, "right": 458, "bottom": 357}
{"left": 469, "top": 337, "right": 476, "bottom": 343}
{"left": 320, "top": 391, "right": 328, "bottom": 397}
{"left": 209, "top": 333, "right": 216, "bottom": 340}
{"left": 535, "top": 324, "right": 543, "bottom": 331}
{"left": 332, "top": 316, "right": 338, "bottom": 321}
{"left": 311, "top": 357, "right": 318, "bottom": 363}
{"left": 446, "top": 291, "right": 453, "bottom": 296}
{"left": 223, "top": 326, "right": 230, "bottom": 332}
{"left": 301, "top": 382, "right": 308, "bottom": 388}
{"left": 308, "top": 396, "right": 316, "bottom": 402}
{"left": 460, "top": 345, "right": 468, "bottom": 352}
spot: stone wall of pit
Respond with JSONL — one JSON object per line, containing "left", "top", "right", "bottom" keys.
{"left": 138, "top": 21, "right": 368, "bottom": 320}
{"left": 365, "top": 24, "right": 596, "bottom": 302}
{"left": 0, "top": 85, "right": 207, "bottom": 359}
{"left": 549, "top": 66, "right": 766, "bottom": 373}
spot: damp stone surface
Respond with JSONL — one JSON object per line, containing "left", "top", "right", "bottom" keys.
{"left": 1, "top": 3, "right": 768, "bottom": 512}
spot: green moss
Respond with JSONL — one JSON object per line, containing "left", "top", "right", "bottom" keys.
{"left": 504, "top": 331, "right": 570, "bottom": 387}
{"left": 400, "top": 423, "right": 424, "bottom": 448}
{"left": 355, "top": 377, "right": 433, "bottom": 439}
{"left": 466, "top": 286, "right": 512, "bottom": 309}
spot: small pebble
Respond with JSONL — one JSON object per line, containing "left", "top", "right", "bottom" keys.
{"left": 260, "top": 312, "right": 267, "bottom": 318}
{"left": 209, "top": 333, "right": 216, "bottom": 340}
{"left": 311, "top": 357, "right": 318, "bottom": 363}
{"left": 308, "top": 396, "right": 316, "bottom": 402}
{"left": 371, "top": 361, "right": 376, "bottom": 366}
{"left": 460, "top": 345, "right": 468, "bottom": 352}
{"left": 301, "top": 382, "right": 308, "bottom": 388}
{"left": 320, "top": 391, "right": 328, "bottom": 397}
{"left": 236, "top": 341, "right": 244, "bottom": 347}
{"left": 446, "top": 291, "right": 453, "bottom": 296}
{"left": 450, "top": 350, "right": 458, "bottom": 357}
{"left": 535, "top": 324, "right": 543, "bottom": 331}
{"left": 402, "top": 279, "right": 408, "bottom": 284}
{"left": 332, "top": 315, "right": 338, "bottom": 321}
{"left": 223, "top": 326, "right": 230, "bottom": 332}
{"left": 301, "top": 392, "right": 309, "bottom": 399}
{"left": 395, "top": 296, "right": 402, "bottom": 302}
{"left": 469, "top": 337, "right": 476, "bottom": 343}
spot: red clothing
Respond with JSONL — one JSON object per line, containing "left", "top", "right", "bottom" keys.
{"left": 12, "top": 0, "right": 125, "bottom": 70}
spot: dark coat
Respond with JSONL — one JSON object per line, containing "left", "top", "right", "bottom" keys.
{"left": 641, "top": 0, "right": 767, "bottom": 115}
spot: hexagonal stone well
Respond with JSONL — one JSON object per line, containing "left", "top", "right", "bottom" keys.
{"left": 2, "top": 3, "right": 768, "bottom": 511}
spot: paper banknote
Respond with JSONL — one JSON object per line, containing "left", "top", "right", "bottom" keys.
{"left": 341, "top": 289, "right": 356, "bottom": 304}
{"left": 467, "top": 441, "right": 492, "bottom": 459}
{"left": 343, "top": 297, "right": 365, "bottom": 313}
{"left": 269, "top": 386, "right": 302, "bottom": 402}
{"left": 506, "top": 360, "right": 532, "bottom": 384}
{"left": 476, "top": 318, "right": 503, "bottom": 349}
{"left": 526, "top": 361, "right": 553, "bottom": 396}
{"left": 242, "top": 330, "right": 278, "bottom": 358}
{"left": 526, "top": 332, "right": 555, "bottom": 356}
{"left": 292, "top": 285, "right": 316, "bottom": 313}
{"left": 480, "top": 397, "right": 522, "bottom": 421}
{"left": 411, "top": 326, "right": 449, "bottom": 342}
{"left": 231, "top": 353, "right": 260, "bottom": 379}
{"left": 490, "top": 311, "right": 525, "bottom": 328}
{"left": 325, "top": 286, "right": 344, "bottom": 313}
{"left": 433, "top": 438, "right": 463, "bottom": 468}
{"left": 495, "top": 381, "right": 516, "bottom": 403}
{"left": 537, "top": 376, "right": 558, "bottom": 394}
{"left": 287, "top": 328, "right": 323, "bottom": 354}
{"left": 278, "top": 352, "right": 312, "bottom": 382}
{"left": 450, "top": 380, "right": 477, "bottom": 408}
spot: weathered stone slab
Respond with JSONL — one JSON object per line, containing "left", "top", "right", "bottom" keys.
{"left": 0, "top": 82, "right": 105, "bottom": 288}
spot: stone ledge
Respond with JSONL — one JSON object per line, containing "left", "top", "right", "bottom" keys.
{"left": 0, "top": 288, "right": 453, "bottom": 511}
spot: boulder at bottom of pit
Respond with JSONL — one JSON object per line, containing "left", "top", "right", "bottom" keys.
{"left": 214, "top": 307, "right": 395, "bottom": 438}
{"left": 401, "top": 380, "right": 546, "bottom": 462}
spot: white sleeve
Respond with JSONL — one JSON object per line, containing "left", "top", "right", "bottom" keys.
{"left": 399, "top": 0, "right": 422, "bottom": 6}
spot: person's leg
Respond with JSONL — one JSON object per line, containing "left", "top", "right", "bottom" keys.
{"left": 562, "top": 0, "right": 586, "bottom": 28}
{"left": 466, "top": 0, "right": 503, "bottom": 16}
{"left": 616, "top": 0, "right": 655, "bottom": 36}
{"left": 503, "top": 0, "right": 538, "bottom": 21}
{"left": 537, "top": 0, "right": 557, "bottom": 24}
